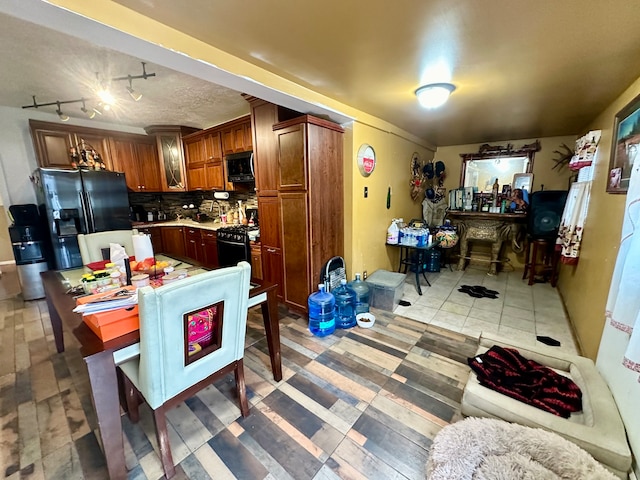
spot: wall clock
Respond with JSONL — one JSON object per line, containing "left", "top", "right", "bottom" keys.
{"left": 357, "top": 144, "right": 376, "bottom": 177}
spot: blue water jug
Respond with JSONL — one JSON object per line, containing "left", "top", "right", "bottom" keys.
{"left": 308, "top": 284, "right": 336, "bottom": 337}
{"left": 349, "top": 273, "right": 370, "bottom": 315}
{"left": 333, "top": 279, "right": 357, "bottom": 329}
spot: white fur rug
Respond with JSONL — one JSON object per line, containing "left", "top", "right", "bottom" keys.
{"left": 426, "top": 417, "right": 617, "bottom": 480}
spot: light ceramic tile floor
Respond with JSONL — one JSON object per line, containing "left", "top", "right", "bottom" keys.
{"left": 392, "top": 265, "right": 580, "bottom": 355}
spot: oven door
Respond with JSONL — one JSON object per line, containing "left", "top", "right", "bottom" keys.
{"left": 216, "top": 237, "right": 251, "bottom": 268}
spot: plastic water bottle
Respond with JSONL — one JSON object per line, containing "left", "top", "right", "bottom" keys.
{"left": 308, "top": 284, "right": 336, "bottom": 337}
{"left": 333, "top": 279, "right": 357, "bottom": 329}
{"left": 349, "top": 273, "right": 370, "bottom": 315}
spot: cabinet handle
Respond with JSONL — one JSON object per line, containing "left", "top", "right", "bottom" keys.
{"left": 267, "top": 248, "right": 276, "bottom": 253}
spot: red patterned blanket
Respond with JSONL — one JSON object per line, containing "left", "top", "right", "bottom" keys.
{"left": 468, "top": 346, "right": 582, "bottom": 418}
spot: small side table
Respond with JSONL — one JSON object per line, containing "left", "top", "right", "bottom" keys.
{"left": 386, "top": 242, "right": 436, "bottom": 295}
{"left": 523, "top": 237, "right": 560, "bottom": 286}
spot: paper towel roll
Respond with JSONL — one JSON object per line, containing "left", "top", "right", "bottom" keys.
{"left": 132, "top": 233, "right": 154, "bottom": 261}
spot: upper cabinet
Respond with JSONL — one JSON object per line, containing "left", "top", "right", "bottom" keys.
{"left": 182, "top": 115, "right": 253, "bottom": 191}
{"left": 246, "top": 97, "right": 301, "bottom": 196}
{"left": 221, "top": 118, "right": 252, "bottom": 155}
{"left": 108, "top": 134, "right": 161, "bottom": 192}
{"left": 144, "top": 125, "right": 199, "bottom": 192}
{"left": 29, "top": 120, "right": 112, "bottom": 170}
{"left": 183, "top": 130, "right": 225, "bottom": 191}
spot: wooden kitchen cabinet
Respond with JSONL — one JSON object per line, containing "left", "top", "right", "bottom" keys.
{"left": 109, "top": 136, "right": 161, "bottom": 191}
{"left": 144, "top": 125, "right": 199, "bottom": 192}
{"left": 184, "top": 226, "right": 204, "bottom": 262}
{"left": 160, "top": 226, "right": 186, "bottom": 258}
{"left": 250, "top": 243, "right": 263, "bottom": 281}
{"left": 184, "top": 131, "right": 225, "bottom": 190}
{"left": 200, "top": 229, "right": 219, "bottom": 269}
{"left": 257, "top": 195, "right": 283, "bottom": 299}
{"left": 273, "top": 115, "right": 344, "bottom": 312}
{"left": 29, "top": 120, "right": 112, "bottom": 169}
{"left": 247, "top": 99, "right": 301, "bottom": 196}
{"left": 221, "top": 116, "right": 252, "bottom": 155}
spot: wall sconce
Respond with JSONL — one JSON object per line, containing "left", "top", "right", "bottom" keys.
{"left": 415, "top": 83, "right": 456, "bottom": 109}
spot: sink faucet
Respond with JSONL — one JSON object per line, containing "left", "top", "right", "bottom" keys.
{"left": 176, "top": 213, "right": 183, "bottom": 220}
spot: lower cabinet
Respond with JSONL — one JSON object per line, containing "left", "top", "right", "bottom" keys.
{"left": 262, "top": 245, "right": 283, "bottom": 300}
{"left": 250, "top": 243, "right": 263, "bottom": 281}
{"left": 201, "top": 230, "right": 219, "bottom": 269}
{"left": 184, "top": 227, "right": 203, "bottom": 262}
{"left": 161, "top": 226, "right": 186, "bottom": 258}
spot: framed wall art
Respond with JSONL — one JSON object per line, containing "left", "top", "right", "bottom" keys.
{"left": 608, "top": 93, "right": 640, "bottom": 194}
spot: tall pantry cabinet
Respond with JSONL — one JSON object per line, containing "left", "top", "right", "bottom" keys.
{"left": 248, "top": 98, "right": 344, "bottom": 313}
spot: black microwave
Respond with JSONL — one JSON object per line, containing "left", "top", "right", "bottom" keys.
{"left": 226, "top": 151, "right": 255, "bottom": 183}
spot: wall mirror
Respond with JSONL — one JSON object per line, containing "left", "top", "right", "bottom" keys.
{"left": 460, "top": 141, "right": 540, "bottom": 192}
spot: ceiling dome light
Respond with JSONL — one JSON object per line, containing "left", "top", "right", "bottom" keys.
{"left": 415, "top": 83, "right": 456, "bottom": 109}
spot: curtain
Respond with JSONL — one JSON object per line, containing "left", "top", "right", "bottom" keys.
{"left": 605, "top": 159, "right": 640, "bottom": 379}
{"left": 555, "top": 181, "right": 592, "bottom": 265}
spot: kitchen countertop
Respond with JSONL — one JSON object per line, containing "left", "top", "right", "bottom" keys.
{"left": 132, "top": 219, "right": 224, "bottom": 232}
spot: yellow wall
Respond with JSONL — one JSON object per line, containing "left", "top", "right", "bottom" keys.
{"left": 436, "top": 136, "right": 577, "bottom": 268}
{"left": 557, "top": 79, "right": 640, "bottom": 359}
{"left": 345, "top": 122, "right": 435, "bottom": 277}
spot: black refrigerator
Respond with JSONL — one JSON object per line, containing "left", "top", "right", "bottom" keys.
{"left": 34, "top": 168, "right": 131, "bottom": 270}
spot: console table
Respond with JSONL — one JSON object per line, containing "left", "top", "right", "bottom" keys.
{"left": 446, "top": 211, "right": 527, "bottom": 275}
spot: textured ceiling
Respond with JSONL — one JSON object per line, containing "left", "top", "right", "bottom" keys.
{"left": 4, "top": 1, "right": 640, "bottom": 146}
{"left": 0, "top": 13, "right": 250, "bottom": 130}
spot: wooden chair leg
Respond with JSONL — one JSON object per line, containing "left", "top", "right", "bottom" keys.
{"left": 234, "top": 359, "right": 250, "bottom": 418}
{"left": 522, "top": 239, "right": 531, "bottom": 280}
{"left": 528, "top": 240, "right": 539, "bottom": 286}
{"left": 122, "top": 374, "right": 140, "bottom": 423}
{"left": 152, "top": 406, "right": 175, "bottom": 479}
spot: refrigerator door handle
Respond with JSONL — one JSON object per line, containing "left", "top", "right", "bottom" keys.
{"left": 79, "top": 191, "right": 92, "bottom": 233}
{"left": 85, "top": 191, "right": 96, "bottom": 233}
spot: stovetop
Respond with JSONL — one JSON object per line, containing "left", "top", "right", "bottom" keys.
{"left": 217, "top": 224, "right": 260, "bottom": 243}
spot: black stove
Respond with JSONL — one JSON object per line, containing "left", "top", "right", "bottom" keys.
{"left": 216, "top": 224, "right": 259, "bottom": 243}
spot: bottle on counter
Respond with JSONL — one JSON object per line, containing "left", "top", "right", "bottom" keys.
{"left": 491, "top": 179, "right": 499, "bottom": 207}
{"left": 308, "top": 284, "right": 336, "bottom": 337}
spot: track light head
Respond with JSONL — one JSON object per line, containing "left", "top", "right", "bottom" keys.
{"left": 56, "top": 102, "right": 69, "bottom": 122}
{"left": 126, "top": 78, "right": 142, "bottom": 101}
{"left": 80, "top": 100, "right": 96, "bottom": 119}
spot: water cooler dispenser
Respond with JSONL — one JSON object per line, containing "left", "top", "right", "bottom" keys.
{"left": 9, "top": 204, "right": 50, "bottom": 300}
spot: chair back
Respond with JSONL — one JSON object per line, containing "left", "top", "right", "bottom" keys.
{"left": 135, "top": 262, "right": 251, "bottom": 409}
{"left": 77, "top": 230, "right": 135, "bottom": 263}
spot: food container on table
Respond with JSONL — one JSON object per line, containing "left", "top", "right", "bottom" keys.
{"left": 131, "top": 273, "right": 150, "bottom": 288}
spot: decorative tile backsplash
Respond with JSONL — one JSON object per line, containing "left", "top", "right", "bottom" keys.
{"left": 128, "top": 190, "right": 257, "bottom": 222}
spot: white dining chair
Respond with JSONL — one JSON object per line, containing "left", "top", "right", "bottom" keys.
{"left": 77, "top": 230, "right": 135, "bottom": 264}
{"left": 118, "top": 261, "right": 252, "bottom": 479}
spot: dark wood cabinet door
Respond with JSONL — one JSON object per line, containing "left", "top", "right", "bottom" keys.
{"left": 280, "top": 192, "right": 310, "bottom": 310}
{"left": 31, "top": 127, "right": 74, "bottom": 168}
{"left": 74, "top": 133, "right": 112, "bottom": 169}
{"left": 251, "top": 244, "right": 263, "bottom": 281}
{"left": 243, "top": 122, "right": 253, "bottom": 151}
{"left": 184, "top": 227, "right": 203, "bottom": 262}
{"left": 276, "top": 124, "right": 307, "bottom": 191}
{"left": 187, "top": 164, "right": 206, "bottom": 190}
{"left": 262, "top": 246, "right": 283, "bottom": 300}
{"left": 204, "top": 131, "right": 223, "bottom": 161}
{"left": 109, "top": 138, "right": 140, "bottom": 191}
{"left": 221, "top": 128, "right": 235, "bottom": 155}
{"left": 201, "top": 230, "right": 218, "bottom": 269}
{"left": 257, "top": 196, "right": 281, "bottom": 249}
{"left": 184, "top": 136, "right": 206, "bottom": 165}
{"left": 250, "top": 102, "right": 279, "bottom": 195}
{"left": 136, "top": 141, "right": 162, "bottom": 192}
{"left": 205, "top": 161, "right": 225, "bottom": 190}
{"left": 160, "top": 226, "right": 186, "bottom": 258}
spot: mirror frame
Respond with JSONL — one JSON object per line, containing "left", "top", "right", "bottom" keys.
{"left": 459, "top": 140, "right": 540, "bottom": 191}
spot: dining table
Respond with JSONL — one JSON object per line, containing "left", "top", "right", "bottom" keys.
{"left": 41, "top": 255, "right": 281, "bottom": 480}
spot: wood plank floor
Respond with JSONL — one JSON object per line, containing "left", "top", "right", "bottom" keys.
{"left": 0, "top": 287, "right": 478, "bottom": 479}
